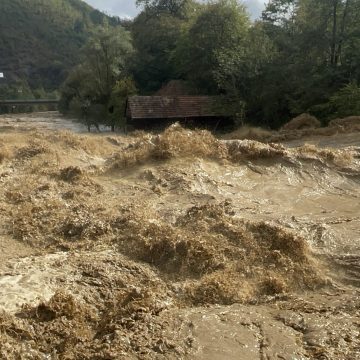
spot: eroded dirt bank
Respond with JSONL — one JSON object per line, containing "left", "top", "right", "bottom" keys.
{"left": 0, "top": 114, "right": 359, "bottom": 359}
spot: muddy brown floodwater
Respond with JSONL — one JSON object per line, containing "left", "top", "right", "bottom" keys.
{"left": 0, "top": 112, "right": 359, "bottom": 359}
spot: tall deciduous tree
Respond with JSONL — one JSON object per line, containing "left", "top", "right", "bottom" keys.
{"left": 131, "top": 0, "right": 200, "bottom": 93}
{"left": 175, "top": 0, "right": 250, "bottom": 94}
{"left": 256, "top": 0, "right": 360, "bottom": 126}
{"left": 108, "top": 78, "right": 137, "bottom": 131}
{"left": 60, "top": 25, "right": 134, "bottom": 130}
{"left": 131, "top": 12, "right": 184, "bottom": 92}
{"left": 81, "top": 25, "right": 133, "bottom": 104}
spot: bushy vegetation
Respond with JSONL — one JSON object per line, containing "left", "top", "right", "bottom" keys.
{"left": 3, "top": 0, "right": 360, "bottom": 129}
{"left": 59, "top": 26, "right": 135, "bottom": 131}
{"left": 142, "top": 0, "right": 360, "bottom": 127}
{"left": 330, "top": 82, "right": 360, "bottom": 118}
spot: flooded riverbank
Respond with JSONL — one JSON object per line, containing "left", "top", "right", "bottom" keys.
{"left": 0, "top": 114, "right": 359, "bottom": 359}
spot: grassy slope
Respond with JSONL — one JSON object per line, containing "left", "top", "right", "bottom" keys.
{"left": 0, "top": 0, "right": 117, "bottom": 90}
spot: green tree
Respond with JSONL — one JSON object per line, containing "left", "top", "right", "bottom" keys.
{"left": 136, "top": 0, "right": 192, "bottom": 17}
{"left": 82, "top": 25, "right": 133, "bottom": 104}
{"left": 175, "top": 0, "right": 250, "bottom": 94}
{"left": 330, "top": 82, "right": 360, "bottom": 117}
{"left": 131, "top": 10, "right": 188, "bottom": 93}
{"left": 253, "top": 0, "right": 360, "bottom": 126}
{"left": 131, "top": 0, "right": 202, "bottom": 93}
{"left": 108, "top": 78, "right": 137, "bottom": 131}
{"left": 59, "top": 65, "right": 94, "bottom": 114}
{"left": 60, "top": 25, "right": 134, "bottom": 130}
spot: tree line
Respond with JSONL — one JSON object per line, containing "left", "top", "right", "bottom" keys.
{"left": 59, "top": 0, "right": 360, "bottom": 130}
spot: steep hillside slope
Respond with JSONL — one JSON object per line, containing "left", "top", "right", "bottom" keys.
{"left": 0, "top": 0, "right": 119, "bottom": 90}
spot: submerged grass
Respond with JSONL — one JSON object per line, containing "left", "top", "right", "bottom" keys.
{"left": 0, "top": 253, "right": 175, "bottom": 359}
{"left": 0, "top": 122, "right": 357, "bottom": 358}
{"left": 108, "top": 123, "right": 227, "bottom": 170}
{"left": 114, "top": 202, "right": 325, "bottom": 305}
{"left": 281, "top": 113, "right": 321, "bottom": 131}
{"left": 0, "top": 145, "right": 11, "bottom": 164}
{"left": 223, "top": 115, "right": 360, "bottom": 143}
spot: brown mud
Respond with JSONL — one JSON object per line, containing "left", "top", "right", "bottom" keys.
{"left": 0, "top": 113, "right": 360, "bottom": 359}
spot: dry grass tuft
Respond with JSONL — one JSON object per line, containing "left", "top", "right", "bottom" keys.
{"left": 16, "top": 140, "right": 50, "bottom": 159}
{"left": 296, "top": 144, "right": 354, "bottom": 167}
{"left": 59, "top": 166, "right": 83, "bottom": 182}
{"left": 108, "top": 123, "right": 227, "bottom": 170}
{"left": 329, "top": 116, "right": 360, "bottom": 130}
{"left": 222, "top": 126, "right": 274, "bottom": 142}
{"left": 281, "top": 113, "right": 321, "bottom": 131}
{"left": 0, "top": 254, "right": 175, "bottom": 359}
{"left": 114, "top": 202, "right": 324, "bottom": 305}
{"left": 0, "top": 147, "right": 11, "bottom": 164}
{"left": 21, "top": 291, "right": 88, "bottom": 322}
{"left": 152, "top": 123, "right": 227, "bottom": 159}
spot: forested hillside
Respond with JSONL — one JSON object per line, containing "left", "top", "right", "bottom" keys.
{"left": 0, "top": 0, "right": 119, "bottom": 92}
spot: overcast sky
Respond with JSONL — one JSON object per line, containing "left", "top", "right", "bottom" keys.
{"left": 83, "top": 0, "right": 265, "bottom": 20}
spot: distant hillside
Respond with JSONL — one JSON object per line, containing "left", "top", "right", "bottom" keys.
{"left": 0, "top": 0, "right": 120, "bottom": 91}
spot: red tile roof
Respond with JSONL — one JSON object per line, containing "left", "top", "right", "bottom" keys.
{"left": 127, "top": 96, "right": 227, "bottom": 120}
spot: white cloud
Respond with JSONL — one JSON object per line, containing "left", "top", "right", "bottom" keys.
{"left": 83, "top": 0, "right": 138, "bottom": 18}
{"left": 244, "top": 0, "right": 265, "bottom": 19}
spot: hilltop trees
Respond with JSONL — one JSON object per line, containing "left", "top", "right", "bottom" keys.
{"left": 131, "top": 11, "right": 184, "bottom": 93}
{"left": 131, "top": 0, "right": 201, "bottom": 93}
{"left": 80, "top": 26, "right": 133, "bottom": 104}
{"left": 256, "top": 0, "right": 360, "bottom": 125}
{"left": 175, "top": 0, "right": 250, "bottom": 94}
{"left": 135, "top": 0, "right": 193, "bottom": 17}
